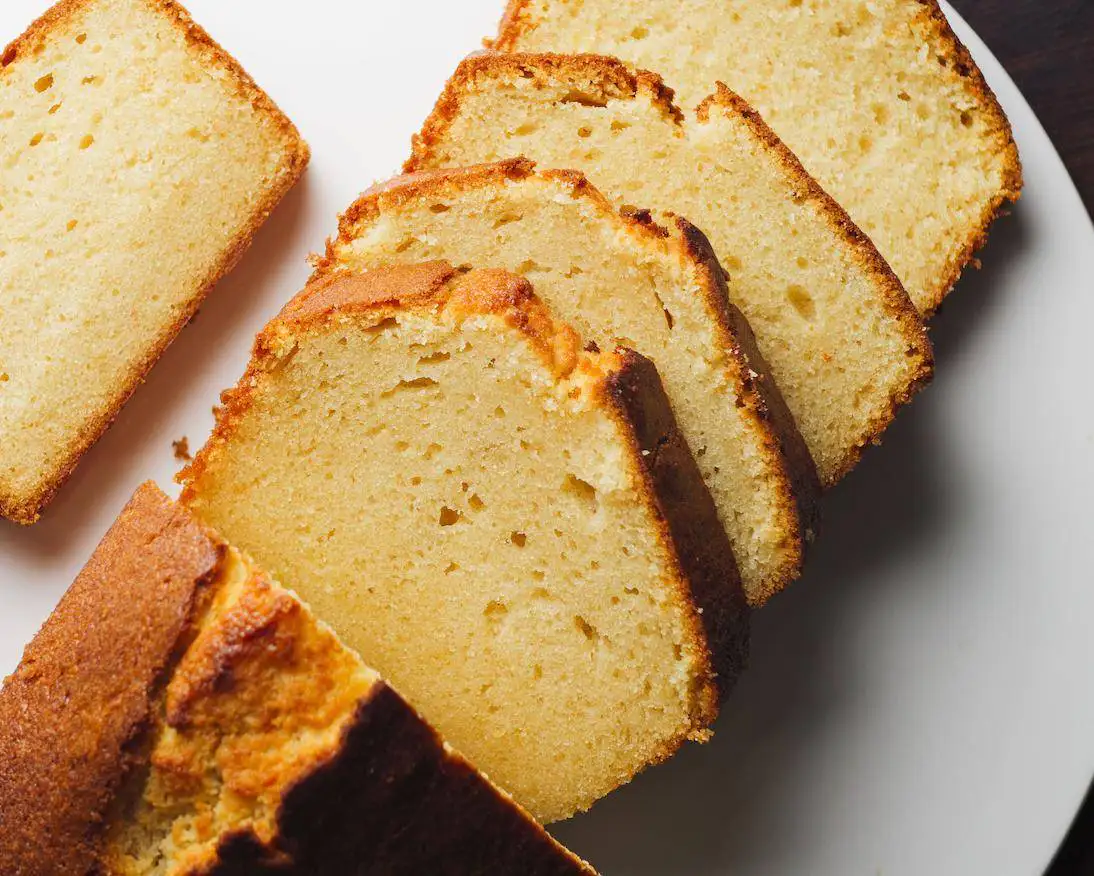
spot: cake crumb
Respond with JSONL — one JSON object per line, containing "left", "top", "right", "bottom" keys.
{"left": 172, "top": 437, "right": 191, "bottom": 462}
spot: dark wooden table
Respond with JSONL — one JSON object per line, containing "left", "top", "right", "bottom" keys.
{"left": 945, "top": 2, "right": 1094, "bottom": 873}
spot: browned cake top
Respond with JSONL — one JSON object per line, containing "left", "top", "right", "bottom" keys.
{"left": 0, "top": 482, "right": 221, "bottom": 876}
{"left": 405, "top": 53, "right": 684, "bottom": 171}
{"left": 269, "top": 262, "right": 605, "bottom": 383}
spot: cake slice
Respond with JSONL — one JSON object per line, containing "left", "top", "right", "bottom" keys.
{"left": 316, "top": 159, "right": 818, "bottom": 606}
{"left": 180, "top": 262, "right": 747, "bottom": 822}
{"left": 491, "top": 2, "right": 1022, "bottom": 313}
{"left": 0, "top": 0, "right": 309, "bottom": 524}
{"left": 0, "top": 483, "right": 596, "bottom": 876}
{"left": 406, "top": 53, "right": 933, "bottom": 486}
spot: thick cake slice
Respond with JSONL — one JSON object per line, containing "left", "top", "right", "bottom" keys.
{"left": 491, "top": 1, "right": 1022, "bottom": 313}
{"left": 316, "top": 159, "right": 818, "bottom": 606}
{"left": 0, "top": 0, "right": 309, "bottom": 523}
{"left": 180, "top": 262, "right": 746, "bottom": 822}
{"left": 0, "top": 483, "right": 596, "bottom": 876}
{"left": 406, "top": 54, "right": 932, "bottom": 485}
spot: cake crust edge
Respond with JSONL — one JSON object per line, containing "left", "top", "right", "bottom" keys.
{"left": 0, "top": 482, "right": 221, "bottom": 875}
{"left": 694, "top": 81, "right": 935, "bottom": 485}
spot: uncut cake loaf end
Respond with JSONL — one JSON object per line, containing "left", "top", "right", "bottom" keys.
{"left": 0, "top": 482, "right": 597, "bottom": 876}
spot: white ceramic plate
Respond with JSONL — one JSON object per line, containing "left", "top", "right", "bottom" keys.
{"left": 2, "top": 2, "right": 1092, "bottom": 873}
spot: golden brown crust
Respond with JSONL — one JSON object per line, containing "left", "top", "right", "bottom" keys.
{"left": 695, "top": 82, "right": 935, "bottom": 485}
{"left": 162, "top": 565, "right": 309, "bottom": 728}
{"left": 601, "top": 347, "right": 746, "bottom": 714}
{"left": 672, "top": 216, "right": 821, "bottom": 596}
{"left": 319, "top": 158, "right": 539, "bottom": 271}
{"left": 910, "top": 0, "right": 1023, "bottom": 315}
{"left": 0, "top": 482, "right": 221, "bottom": 876}
{"left": 0, "top": 0, "right": 310, "bottom": 525}
{"left": 179, "top": 263, "right": 587, "bottom": 496}
{"left": 285, "top": 259, "right": 463, "bottom": 318}
{"left": 152, "top": 564, "right": 598, "bottom": 875}
{"left": 405, "top": 52, "right": 680, "bottom": 171}
{"left": 490, "top": 0, "right": 536, "bottom": 53}
{"left": 205, "top": 682, "right": 597, "bottom": 875}
{"left": 0, "top": 484, "right": 596, "bottom": 874}
{"left": 279, "top": 262, "right": 584, "bottom": 381}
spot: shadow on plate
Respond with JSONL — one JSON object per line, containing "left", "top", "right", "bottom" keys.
{"left": 0, "top": 174, "right": 316, "bottom": 560}
{"left": 552, "top": 206, "right": 1031, "bottom": 873}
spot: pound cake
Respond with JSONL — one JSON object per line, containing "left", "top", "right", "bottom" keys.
{"left": 407, "top": 55, "right": 933, "bottom": 485}
{"left": 316, "top": 159, "right": 818, "bottom": 606}
{"left": 0, "top": 483, "right": 596, "bottom": 876}
{"left": 180, "top": 262, "right": 747, "bottom": 822}
{"left": 0, "top": 0, "right": 309, "bottom": 524}
{"left": 491, "top": 1, "right": 1023, "bottom": 313}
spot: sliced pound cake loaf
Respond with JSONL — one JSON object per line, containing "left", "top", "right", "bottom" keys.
{"left": 0, "top": 483, "right": 596, "bottom": 876}
{"left": 316, "top": 159, "right": 818, "bottom": 606}
{"left": 407, "top": 55, "right": 932, "bottom": 486}
{"left": 0, "top": 0, "right": 309, "bottom": 523}
{"left": 492, "top": 1, "right": 1023, "bottom": 313}
{"left": 180, "top": 263, "right": 747, "bottom": 822}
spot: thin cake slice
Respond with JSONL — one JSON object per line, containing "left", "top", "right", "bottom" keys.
{"left": 491, "top": 1, "right": 1022, "bottom": 313}
{"left": 0, "top": 483, "right": 596, "bottom": 876}
{"left": 0, "top": 0, "right": 309, "bottom": 523}
{"left": 316, "top": 159, "right": 818, "bottom": 606}
{"left": 406, "top": 53, "right": 933, "bottom": 486}
{"left": 180, "top": 263, "right": 746, "bottom": 822}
